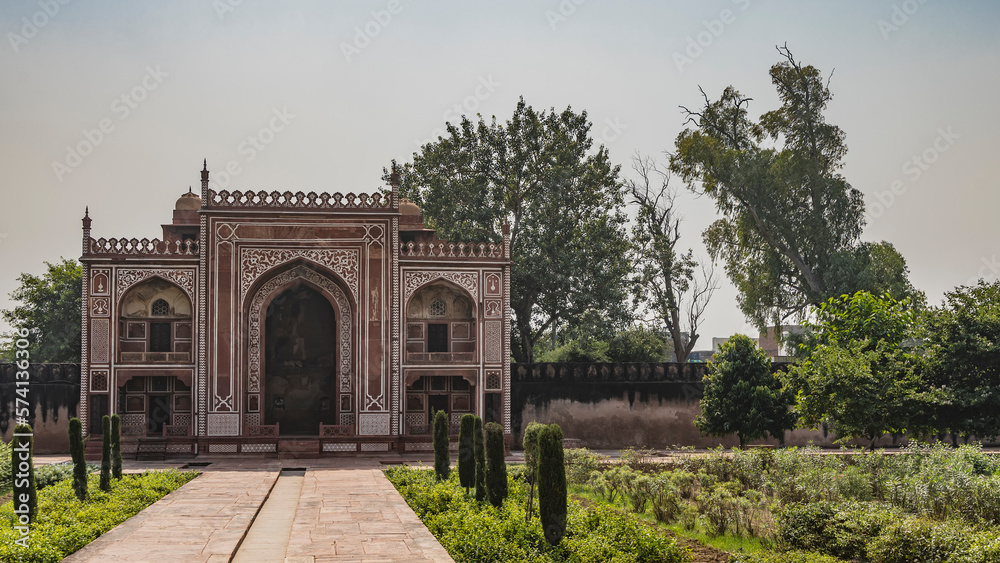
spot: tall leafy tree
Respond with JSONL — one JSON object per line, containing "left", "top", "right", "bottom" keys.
{"left": 1, "top": 258, "right": 82, "bottom": 363}
{"left": 669, "top": 46, "right": 915, "bottom": 328}
{"left": 390, "top": 97, "right": 632, "bottom": 362}
{"left": 784, "top": 291, "right": 927, "bottom": 447}
{"left": 921, "top": 281, "right": 1000, "bottom": 441}
{"left": 626, "top": 154, "right": 717, "bottom": 362}
{"left": 695, "top": 334, "right": 795, "bottom": 447}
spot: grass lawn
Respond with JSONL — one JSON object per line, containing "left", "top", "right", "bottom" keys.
{"left": 0, "top": 469, "right": 199, "bottom": 563}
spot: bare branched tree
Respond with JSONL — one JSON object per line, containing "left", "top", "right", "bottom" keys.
{"left": 626, "top": 153, "right": 718, "bottom": 363}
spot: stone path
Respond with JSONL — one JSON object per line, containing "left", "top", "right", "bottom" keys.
{"left": 284, "top": 467, "right": 452, "bottom": 562}
{"left": 62, "top": 457, "right": 454, "bottom": 563}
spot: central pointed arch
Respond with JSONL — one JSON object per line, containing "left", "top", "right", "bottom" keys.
{"left": 246, "top": 263, "right": 354, "bottom": 431}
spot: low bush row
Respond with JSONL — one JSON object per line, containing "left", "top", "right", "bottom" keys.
{"left": 385, "top": 465, "right": 687, "bottom": 563}
{"left": 33, "top": 462, "right": 100, "bottom": 491}
{"left": 0, "top": 469, "right": 198, "bottom": 562}
{"left": 778, "top": 501, "right": 1000, "bottom": 563}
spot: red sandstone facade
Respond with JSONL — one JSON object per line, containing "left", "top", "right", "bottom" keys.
{"left": 79, "top": 163, "right": 511, "bottom": 455}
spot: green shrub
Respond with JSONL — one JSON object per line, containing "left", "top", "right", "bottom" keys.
{"left": 522, "top": 421, "right": 545, "bottom": 519}
{"left": 458, "top": 414, "right": 476, "bottom": 492}
{"left": 592, "top": 465, "right": 634, "bottom": 504}
{"left": 538, "top": 423, "right": 567, "bottom": 546}
{"left": 777, "top": 501, "right": 899, "bottom": 560}
{"left": 34, "top": 462, "right": 99, "bottom": 490}
{"left": 562, "top": 504, "right": 688, "bottom": 562}
{"left": 100, "top": 416, "right": 111, "bottom": 492}
{"left": 433, "top": 410, "right": 450, "bottom": 481}
{"left": 484, "top": 422, "right": 508, "bottom": 508}
{"left": 624, "top": 473, "right": 653, "bottom": 514}
{"left": 621, "top": 446, "right": 658, "bottom": 471}
{"left": 649, "top": 474, "right": 683, "bottom": 523}
{"left": 473, "top": 416, "right": 486, "bottom": 503}
{"left": 866, "top": 517, "right": 971, "bottom": 563}
{"left": 68, "top": 418, "right": 87, "bottom": 501}
{"left": 563, "top": 448, "right": 604, "bottom": 486}
{"left": 669, "top": 470, "right": 698, "bottom": 500}
{"left": 110, "top": 414, "right": 122, "bottom": 480}
{"left": 696, "top": 480, "right": 741, "bottom": 536}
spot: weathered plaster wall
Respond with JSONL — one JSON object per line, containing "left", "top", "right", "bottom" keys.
{"left": 510, "top": 362, "right": 915, "bottom": 450}
{"left": 0, "top": 364, "right": 79, "bottom": 453}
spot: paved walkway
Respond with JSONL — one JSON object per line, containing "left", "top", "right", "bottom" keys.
{"left": 63, "top": 457, "right": 454, "bottom": 563}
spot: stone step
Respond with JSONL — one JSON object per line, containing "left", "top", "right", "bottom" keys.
{"left": 278, "top": 439, "right": 320, "bottom": 459}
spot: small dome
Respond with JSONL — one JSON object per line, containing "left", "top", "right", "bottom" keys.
{"left": 399, "top": 197, "right": 421, "bottom": 216}
{"left": 175, "top": 189, "right": 201, "bottom": 211}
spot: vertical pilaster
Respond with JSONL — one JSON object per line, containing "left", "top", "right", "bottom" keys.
{"left": 390, "top": 167, "right": 401, "bottom": 435}
{"left": 197, "top": 161, "right": 209, "bottom": 436}
{"left": 501, "top": 223, "right": 511, "bottom": 434}
{"left": 80, "top": 209, "right": 91, "bottom": 436}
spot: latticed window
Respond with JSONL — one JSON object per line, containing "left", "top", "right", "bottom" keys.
{"left": 151, "top": 299, "right": 170, "bottom": 316}
{"left": 429, "top": 299, "right": 446, "bottom": 317}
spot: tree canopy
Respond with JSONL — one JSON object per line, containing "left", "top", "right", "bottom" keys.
{"left": 1, "top": 258, "right": 82, "bottom": 363}
{"left": 695, "top": 333, "right": 794, "bottom": 447}
{"left": 920, "top": 281, "right": 1000, "bottom": 440}
{"left": 669, "top": 45, "right": 917, "bottom": 328}
{"left": 784, "top": 291, "right": 927, "bottom": 446}
{"left": 391, "top": 97, "right": 632, "bottom": 362}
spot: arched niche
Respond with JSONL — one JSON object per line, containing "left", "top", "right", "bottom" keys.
{"left": 118, "top": 277, "right": 193, "bottom": 363}
{"left": 405, "top": 281, "right": 476, "bottom": 362}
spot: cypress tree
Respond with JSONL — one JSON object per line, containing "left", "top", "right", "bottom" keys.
{"left": 522, "top": 421, "right": 545, "bottom": 520}
{"left": 484, "top": 422, "right": 508, "bottom": 508}
{"left": 13, "top": 423, "right": 36, "bottom": 521}
{"left": 457, "top": 413, "right": 476, "bottom": 492}
{"left": 100, "top": 415, "right": 111, "bottom": 492}
{"left": 69, "top": 417, "right": 88, "bottom": 501}
{"left": 110, "top": 414, "right": 122, "bottom": 480}
{"left": 538, "top": 423, "right": 567, "bottom": 546}
{"left": 432, "top": 409, "right": 450, "bottom": 481}
{"left": 473, "top": 415, "right": 486, "bottom": 502}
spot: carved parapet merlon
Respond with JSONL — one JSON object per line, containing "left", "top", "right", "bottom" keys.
{"left": 399, "top": 239, "right": 505, "bottom": 260}
{"left": 206, "top": 189, "right": 392, "bottom": 209}
{"left": 87, "top": 237, "right": 199, "bottom": 256}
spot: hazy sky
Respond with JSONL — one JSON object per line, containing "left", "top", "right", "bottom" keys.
{"left": 1, "top": 1, "right": 999, "bottom": 347}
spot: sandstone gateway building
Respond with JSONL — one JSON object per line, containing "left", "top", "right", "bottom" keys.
{"left": 78, "top": 163, "right": 511, "bottom": 456}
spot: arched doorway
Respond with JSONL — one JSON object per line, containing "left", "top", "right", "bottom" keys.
{"left": 264, "top": 284, "right": 337, "bottom": 435}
